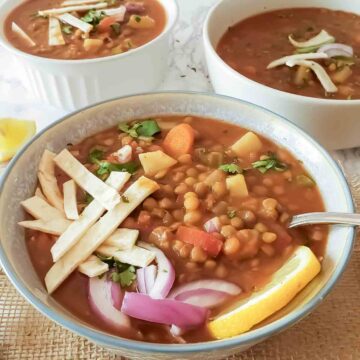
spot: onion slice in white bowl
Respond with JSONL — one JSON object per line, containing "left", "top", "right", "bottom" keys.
{"left": 317, "top": 43, "right": 354, "bottom": 58}
{"left": 138, "top": 242, "right": 175, "bottom": 298}
{"left": 137, "top": 265, "right": 157, "bottom": 294}
{"left": 175, "top": 288, "right": 232, "bottom": 308}
{"left": 89, "top": 275, "right": 130, "bottom": 329}
{"left": 204, "top": 217, "right": 221, "bottom": 233}
{"left": 267, "top": 52, "right": 328, "bottom": 69}
{"left": 289, "top": 29, "right": 335, "bottom": 48}
{"left": 121, "top": 292, "right": 208, "bottom": 328}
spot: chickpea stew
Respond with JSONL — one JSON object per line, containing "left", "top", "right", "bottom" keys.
{"left": 217, "top": 8, "right": 360, "bottom": 100}
{"left": 5, "top": 0, "right": 166, "bottom": 60}
{"left": 22, "top": 116, "right": 327, "bottom": 343}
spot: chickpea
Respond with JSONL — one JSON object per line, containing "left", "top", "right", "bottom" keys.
{"left": 263, "top": 178, "right": 274, "bottom": 187}
{"left": 230, "top": 216, "right": 244, "bottom": 229}
{"left": 186, "top": 168, "right": 198, "bottom": 177}
{"left": 198, "top": 173, "right": 208, "bottom": 181}
{"left": 219, "top": 214, "right": 230, "bottom": 225}
{"left": 184, "top": 210, "right": 202, "bottom": 224}
{"left": 184, "top": 196, "right": 200, "bottom": 211}
{"left": 162, "top": 211, "right": 174, "bottom": 225}
{"left": 221, "top": 225, "right": 236, "bottom": 238}
{"left": 143, "top": 197, "right": 158, "bottom": 211}
{"left": 190, "top": 246, "right": 207, "bottom": 263}
{"left": 280, "top": 212, "right": 290, "bottom": 223}
{"left": 254, "top": 222, "right": 268, "bottom": 233}
{"left": 212, "top": 181, "right": 227, "bottom": 198}
{"left": 261, "top": 244, "right": 275, "bottom": 256}
{"left": 172, "top": 172, "right": 185, "bottom": 182}
{"left": 223, "top": 237, "right": 241, "bottom": 255}
{"left": 172, "top": 208, "right": 185, "bottom": 221}
{"left": 178, "top": 154, "right": 192, "bottom": 164}
{"left": 149, "top": 226, "right": 172, "bottom": 243}
{"left": 194, "top": 182, "right": 208, "bottom": 197}
{"left": 186, "top": 262, "right": 198, "bottom": 270}
{"left": 175, "top": 183, "right": 189, "bottom": 195}
{"left": 161, "top": 184, "right": 173, "bottom": 196}
{"left": 173, "top": 240, "right": 184, "bottom": 251}
{"left": 240, "top": 210, "right": 256, "bottom": 225}
{"left": 215, "top": 264, "right": 228, "bottom": 278}
{"left": 212, "top": 201, "right": 228, "bottom": 216}
{"left": 263, "top": 198, "right": 278, "bottom": 210}
{"left": 180, "top": 244, "right": 192, "bottom": 258}
{"left": 261, "top": 208, "right": 278, "bottom": 220}
{"left": 252, "top": 185, "right": 268, "bottom": 196}
{"left": 273, "top": 185, "right": 285, "bottom": 195}
{"left": 185, "top": 177, "right": 197, "bottom": 186}
{"left": 121, "top": 135, "right": 133, "bottom": 145}
{"left": 196, "top": 164, "right": 208, "bottom": 172}
{"left": 204, "top": 259, "right": 217, "bottom": 270}
{"left": 183, "top": 116, "right": 193, "bottom": 124}
{"left": 262, "top": 232, "right": 277, "bottom": 243}
{"left": 158, "top": 198, "right": 173, "bottom": 210}
{"left": 184, "top": 192, "right": 197, "bottom": 199}
{"left": 151, "top": 208, "right": 166, "bottom": 218}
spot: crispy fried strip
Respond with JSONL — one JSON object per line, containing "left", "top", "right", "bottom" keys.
{"left": 19, "top": 218, "right": 71, "bottom": 236}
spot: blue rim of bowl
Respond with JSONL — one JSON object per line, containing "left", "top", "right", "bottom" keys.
{"left": 0, "top": 91, "right": 355, "bottom": 354}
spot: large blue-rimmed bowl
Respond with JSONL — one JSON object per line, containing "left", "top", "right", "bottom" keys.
{"left": 0, "top": 93, "right": 355, "bottom": 359}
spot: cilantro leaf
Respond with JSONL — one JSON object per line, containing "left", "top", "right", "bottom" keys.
{"left": 252, "top": 153, "right": 288, "bottom": 174}
{"left": 118, "top": 119, "right": 161, "bottom": 138}
{"left": 62, "top": 24, "right": 73, "bottom": 34}
{"left": 96, "top": 161, "right": 138, "bottom": 176}
{"left": 227, "top": 210, "right": 237, "bottom": 219}
{"left": 219, "top": 163, "right": 243, "bottom": 174}
{"left": 88, "top": 148, "right": 104, "bottom": 164}
{"left": 81, "top": 10, "right": 105, "bottom": 26}
{"left": 111, "top": 266, "right": 136, "bottom": 287}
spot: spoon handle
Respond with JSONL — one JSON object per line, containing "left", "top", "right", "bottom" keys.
{"left": 289, "top": 212, "right": 360, "bottom": 228}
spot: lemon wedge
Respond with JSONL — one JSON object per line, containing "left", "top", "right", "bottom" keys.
{"left": 0, "top": 118, "right": 36, "bottom": 163}
{"left": 208, "top": 246, "right": 321, "bottom": 339}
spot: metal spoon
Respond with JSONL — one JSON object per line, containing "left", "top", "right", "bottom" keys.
{"left": 288, "top": 212, "right": 360, "bottom": 228}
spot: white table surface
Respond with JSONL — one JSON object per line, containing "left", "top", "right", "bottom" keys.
{"left": 0, "top": 0, "right": 359, "bottom": 192}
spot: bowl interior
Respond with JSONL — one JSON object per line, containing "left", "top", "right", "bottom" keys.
{"left": 0, "top": 93, "right": 354, "bottom": 354}
{"left": 206, "top": 0, "right": 360, "bottom": 50}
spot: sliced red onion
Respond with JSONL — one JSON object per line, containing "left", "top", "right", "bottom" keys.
{"left": 169, "top": 279, "right": 241, "bottom": 300}
{"left": 175, "top": 288, "right": 231, "bottom": 308}
{"left": 121, "top": 292, "right": 208, "bottom": 328}
{"left": 89, "top": 276, "right": 130, "bottom": 330}
{"left": 125, "top": 2, "right": 145, "bottom": 13}
{"left": 204, "top": 217, "right": 221, "bottom": 233}
{"left": 138, "top": 242, "right": 175, "bottom": 299}
{"left": 137, "top": 264, "right": 157, "bottom": 294}
{"left": 317, "top": 43, "right": 353, "bottom": 58}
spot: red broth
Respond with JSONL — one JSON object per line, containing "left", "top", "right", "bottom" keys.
{"left": 26, "top": 116, "right": 327, "bottom": 343}
{"left": 217, "top": 8, "right": 360, "bottom": 100}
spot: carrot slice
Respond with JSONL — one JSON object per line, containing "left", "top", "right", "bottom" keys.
{"left": 162, "top": 124, "right": 195, "bottom": 158}
{"left": 176, "top": 226, "right": 223, "bottom": 257}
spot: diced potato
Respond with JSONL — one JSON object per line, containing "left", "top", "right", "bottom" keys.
{"left": 139, "top": 150, "right": 177, "bottom": 176}
{"left": 128, "top": 15, "right": 155, "bottom": 29}
{"left": 226, "top": 174, "right": 248, "bottom": 197}
{"left": 293, "top": 66, "right": 311, "bottom": 86}
{"left": 231, "top": 132, "right": 262, "bottom": 157}
{"left": 331, "top": 66, "right": 352, "bottom": 84}
{"left": 83, "top": 38, "right": 103, "bottom": 52}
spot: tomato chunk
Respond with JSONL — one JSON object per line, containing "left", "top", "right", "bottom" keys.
{"left": 176, "top": 226, "right": 223, "bottom": 257}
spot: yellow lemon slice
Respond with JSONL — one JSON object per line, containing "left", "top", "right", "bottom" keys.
{"left": 208, "top": 246, "right": 321, "bottom": 339}
{"left": 0, "top": 118, "right": 36, "bottom": 163}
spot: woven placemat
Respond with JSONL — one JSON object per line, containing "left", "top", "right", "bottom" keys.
{"left": 1, "top": 165, "right": 359, "bottom": 360}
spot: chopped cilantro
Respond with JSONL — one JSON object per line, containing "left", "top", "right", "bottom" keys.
{"left": 62, "top": 24, "right": 73, "bottom": 34}
{"left": 96, "top": 161, "right": 138, "bottom": 176}
{"left": 219, "top": 163, "right": 243, "bottom": 174}
{"left": 111, "top": 23, "right": 121, "bottom": 35}
{"left": 88, "top": 148, "right": 104, "bottom": 164}
{"left": 135, "top": 16, "right": 141, "bottom": 23}
{"left": 252, "top": 153, "right": 288, "bottom": 174}
{"left": 96, "top": 255, "right": 137, "bottom": 287}
{"left": 118, "top": 119, "right": 161, "bottom": 138}
{"left": 227, "top": 210, "right": 237, "bottom": 219}
{"left": 84, "top": 193, "right": 94, "bottom": 205}
{"left": 81, "top": 10, "right": 105, "bottom": 26}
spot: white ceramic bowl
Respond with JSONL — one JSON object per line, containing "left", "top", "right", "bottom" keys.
{"left": 203, "top": 0, "right": 360, "bottom": 150}
{"left": 0, "top": 92, "right": 355, "bottom": 359}
{"left": 0, "top": 0, "right": 178, "bottom": 111}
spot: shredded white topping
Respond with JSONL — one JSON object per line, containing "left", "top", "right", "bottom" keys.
{"left": 267, "top": 53, "right": 329, "bottom": 69}
{"left": 57, "top": 13, "right": 93, "bottom": 33}
{"left": 38, "top": 2, "right": 108, "bottom": 16}
{"left": 289, "top": 30, "right": 335, "bottom": 48}
{"left": 102, "top": 5, "right": 126, "bottom": 18}
{"left": 11, "top": 22, "right": 36, "bottom": 47}
{"left": 48, "top": 17, "right": 65, "bottom": 46}
{"left": 286, "top": 59, "right": 338, "bottom": 93}
{"left": 61, "top": 0, "right": 101, "bottom": 6}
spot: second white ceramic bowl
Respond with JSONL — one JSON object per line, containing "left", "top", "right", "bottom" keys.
{"left": 0, "top": 0, "right": 178, "bottom": 111}
{"left": 203, "top": 0, "right": 360, "bottom": 150}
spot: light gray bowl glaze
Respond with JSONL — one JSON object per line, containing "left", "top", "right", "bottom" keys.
{"left": 0, "top": 93, "right": 355, "bottom": 359}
